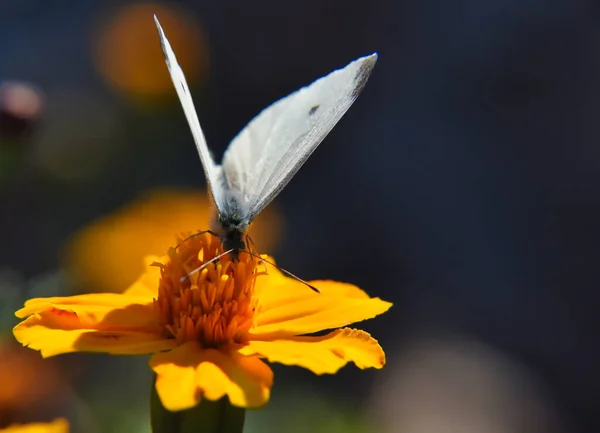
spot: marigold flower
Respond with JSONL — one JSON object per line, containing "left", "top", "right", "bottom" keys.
{"left": 0, "top": 419, "right": 69, "bottom": 433}
{"left": 15, "top": 233, "right": 391, "bottom": 411}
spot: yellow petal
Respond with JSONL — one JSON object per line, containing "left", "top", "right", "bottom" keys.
{"left": 252, "top": 277, "right": 392, "bottom": 336}
{"left": 241, "top": 328, "right": 386, "bottom": 375}
{"left": 150, "top": 342, "right": 273, "bottom": 411}
{"left": 14, "top": 313, "right": 175, "bottom": 357}
{"left": 16, "top": 293, "right": 155, "bottom": 328}
{"left": 256, "top": 261, "right": 371, "bottom": 302}
{"left": 13, "top": 294, "right": 173, "bottom": 357}
{"left": 0, "top": 418, "right": 69, "bottom": 433}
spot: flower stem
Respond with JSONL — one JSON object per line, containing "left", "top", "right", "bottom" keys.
{"left": 150, "top": 374, "right": 246, "bottom": 433}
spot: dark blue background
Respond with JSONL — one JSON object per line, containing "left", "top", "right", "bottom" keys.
{"left": 1, "top": 1, "right": 598, "bottom": 431}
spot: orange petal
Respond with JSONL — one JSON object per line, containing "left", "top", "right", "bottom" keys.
{"left": 255, "top": 260, "right": 371, "bottom": 302}
{"left": 16, "top": 293, "right": 155, "bottom": 328}
{"left": 252, "top": 277, "right": 392, "bottom": 336}
{"left": 123, "top": 255, "right": 163, "bottom": 297}
{"left": 14, "top": 313, "right": 175, "bottom": 357}
{"left": 13, "top": 293, "right": 172, "bottom": 357}
{"left": 150, "top": 342, "right": 273, "bottom": 411}
{"left": 241, "top": 328, "right": 386, "bottom": 375}
{"left": 1, "top": 418, "right": 69, "bottom": 433}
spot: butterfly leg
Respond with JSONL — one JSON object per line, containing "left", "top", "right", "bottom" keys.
{"left": 175, "top": 230, "right": 220, "bottom": 250}
{"left": 245, "top": 234, "right": 259, "bottom": 255}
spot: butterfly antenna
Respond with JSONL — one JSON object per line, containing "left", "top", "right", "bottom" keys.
{"left": 180, "top": 248, "right": 234, "bottom": 283}
{"left": 244, "top": 251, "right": 320, "bottom": 293}
{"left": 175, "top": 230, "right": 220, "bottom": 250}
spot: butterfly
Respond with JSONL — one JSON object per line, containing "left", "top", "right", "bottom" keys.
{"left": 154, "top": 16, "right": 377, "bottom": 285}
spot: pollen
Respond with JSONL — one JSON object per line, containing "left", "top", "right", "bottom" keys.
{"left": 154, "top": 232, "right": 260, "bottom": 348}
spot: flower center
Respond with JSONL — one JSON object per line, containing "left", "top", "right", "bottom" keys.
{"left": 154, "top": 232, "right": 260, "bottom": 348}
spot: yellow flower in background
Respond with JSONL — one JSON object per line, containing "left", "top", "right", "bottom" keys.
{"left": 0, "top": 340, "right": 66, "bottom": 427}
{"left": 64, "top": 188, "right": 281, "bottom": 293}
{"left": 93, "top": 2, "right": 208, "bottom": 102}
{"left": 0, "top": 419, "right": 68, "bottom": 433}
{"left": 16, "top": 233, "right": 391, "bottom": 411}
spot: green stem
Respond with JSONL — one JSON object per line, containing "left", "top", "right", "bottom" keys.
{"left": 150, "top": 375, "right": 246, "bottom": 433}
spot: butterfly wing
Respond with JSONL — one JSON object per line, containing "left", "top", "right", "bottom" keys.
{"left": 221, "top": 53, "right": 377, "bottom": 223}
{"left": 154, "top": 16, "right": 225, "bottom": 213}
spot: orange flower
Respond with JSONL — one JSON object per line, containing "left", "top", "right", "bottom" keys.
{"left": 0, "top": 340, "right": 66, "bottom": 427}
{"left": 0, "top": 419, "right": 68, "bottom": 433}
{"left": 93, "top": 2, "right": 208, "bottom": 102}
{"left": 15, "top": 233, "right": 391, "bottom": 411}
{"left": 64, "top": 188, "right": 281, "bottom": 293}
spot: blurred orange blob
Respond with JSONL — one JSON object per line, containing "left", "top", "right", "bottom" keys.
{"left": 64, "top": 189, "right": 282, "bottom": 294}
{"left": 0, "top": 340, "right": 65, "bottom": 428}
{"left": 93, "top": 2, "right": 208, "bottom": 101}
{"left": 0, "top": 419, "right": 68, "bottom": 433}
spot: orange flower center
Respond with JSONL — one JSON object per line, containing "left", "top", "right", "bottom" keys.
{"left": 154, "top": 232, "right": 260, "bottom": 348}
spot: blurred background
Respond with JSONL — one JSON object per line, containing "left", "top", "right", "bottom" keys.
{"left": 0, "top": 0, "right": 598, "bottom": 432}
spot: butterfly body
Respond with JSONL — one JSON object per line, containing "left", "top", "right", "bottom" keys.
{"left": 216, "top": 213, "right": 247, "bottom": 260}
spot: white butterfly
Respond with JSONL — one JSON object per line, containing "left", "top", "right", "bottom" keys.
{"left": 154, "top": 16, "right": 377, "bottom": 262}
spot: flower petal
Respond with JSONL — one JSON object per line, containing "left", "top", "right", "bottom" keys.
{"left": 15, "top": 293, "right": 158, "bottom": 329}
{"left": 14, "top": 314, "right": 175, "bottom": 357}
{"left": 150, "top": 342, "right": 273, "bottom": 411}
{"left": 256, "top": 261, "right": 372, "bottom": 302}
{"left": 252, "top": 276, "right": 392, "bottom": 336}
{"left": 13, "top": 293, "right": 173, "bottom": 357}
{"left": 1, "top": 418, "right": 69, "bottom": 433}
{"left": 241, "top": 328, "right": 386, "bottom": 375}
